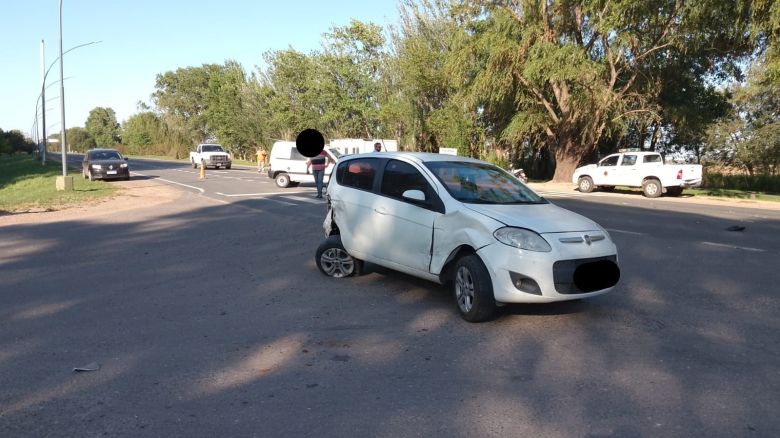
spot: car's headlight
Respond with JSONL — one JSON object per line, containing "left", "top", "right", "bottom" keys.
{"left": 493, "top": 227, "right": 552, "bottom": 252}
{"left": 120, "top": 163, "right": 128, "bottom": 168}
{"left": 91, "top": 164, "right": 102, "bottom": 169}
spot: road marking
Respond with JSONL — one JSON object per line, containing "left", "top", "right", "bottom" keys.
{"left": 280, "top": 195, "right": 322, "bottom": 204}
{"left": 132, "top": 171, "right": 205, "bottom": 193}
{"left": 606, "top": 228, "right": 645, "bottom": 236}
{"left": 215, "top": 190, "right": 315, "bottom": 197}
{"left": 701, "top": 242, "right": 765, "bottom": 252}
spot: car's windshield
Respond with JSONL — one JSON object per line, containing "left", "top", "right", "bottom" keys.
{"left": 202, "top": 145, "right": 224, "bottom": 152}
{"left": 90, "top": 150, "right": 122, "bottom": 160}
{"left": 424, "top": 161, "right": 546, "bottom": 204}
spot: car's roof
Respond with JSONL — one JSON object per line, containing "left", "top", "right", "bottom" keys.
{"left": 342, "top": 151, "right": 486, "bottom": 164}
{"left": 88, "top": 148, "right": 120, "bottom": 152}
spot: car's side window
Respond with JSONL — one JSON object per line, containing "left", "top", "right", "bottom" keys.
{"left": 643, "top": 154, "right": 662, "bottom": 163}
{"left": 621, "top": 155, "right": 637, "bottom": 166}
{"left": 380, "top": 160, "right": 431, "bottom": 200}
{"left": 336, "top": 158, "right": 379, "bottom": 191}
{"left": 600, "top": 156, "right": 619, "bottom": 166}
{"left": 289, "top": 147, "right": 308, "bottom": 161}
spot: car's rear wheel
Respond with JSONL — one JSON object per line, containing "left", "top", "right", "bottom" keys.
{"left": 642, "top": 178, "right": 662, "bottom": 198}
{"left": 192, "top": 159, "right": 197, "bottom": 169}
{"left": 578, "top": 176, "right": 594, "bottom": 193}
{"left": 453, "top": 255, "right": 496, "bottom": 322}
{"left": 315, "top": 235, "right": 362, "bottom": 278}
{"left": 275, "top": 173, "right": 291, "bottom": 188}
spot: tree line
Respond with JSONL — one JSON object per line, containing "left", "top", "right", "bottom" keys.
{"left": 55, "top": 0, "right": 780, "bottom": 181}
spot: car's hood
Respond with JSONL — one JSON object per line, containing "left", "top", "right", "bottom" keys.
{"left": 464, "top": 203, "right": 601, "bottom": 233}
{"left": 575, "top": 164, "right": 597, "bottom": 172}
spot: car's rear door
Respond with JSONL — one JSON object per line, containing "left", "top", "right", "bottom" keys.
{"left": 331, "top": 158, "right": 382, "bottom": 258}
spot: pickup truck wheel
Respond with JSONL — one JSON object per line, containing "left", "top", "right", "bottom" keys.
{"left": 191, "top": 159, "right": 197, "bottom": 169}
{"left": 578, "top": 176, "right": 594, "bottom": 193}
{"left": 275, "top": 173, "right": 291, "bottom": 188}
{"left": 666, "top": 187, "right": 683, "bottom": 197}
{"left": 642, "top": 179, "right": 662, "bottom": 198}
{"left": 315, "top": 235, "right": 362, "bottom": 278}
{"left": 453, "top": 255, "right": 497, "bottom": 322}
{"left": 225, "top": 164, "right": 231, "bottom": 169}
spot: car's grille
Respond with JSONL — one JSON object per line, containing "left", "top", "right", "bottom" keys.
{"left": 211, "top": 155, "right": 227, "bottom": 162}
{"left": 553, "top": 255, "right": 619, "bottom": 294}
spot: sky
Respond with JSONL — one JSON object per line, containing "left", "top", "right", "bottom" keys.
{"left": 0, "top": 0, "right": 400, "bottom": 138}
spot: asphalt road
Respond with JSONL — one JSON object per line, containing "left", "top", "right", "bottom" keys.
{"left": 1, "top": 156, "right": 779, "bottom": 437}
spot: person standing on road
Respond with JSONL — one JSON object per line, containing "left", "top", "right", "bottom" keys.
{"left": 256, "top": 145, "right": 268, "bottom": 173}
{"left": 374, "top": 142, "right": 382, "bottom": 152}
{"left": 307, "top": 150, "right": 332, "bottom": 199}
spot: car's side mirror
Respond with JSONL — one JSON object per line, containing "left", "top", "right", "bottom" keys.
{"left": 402, "top": 189, "right": 426, "bottom": 202}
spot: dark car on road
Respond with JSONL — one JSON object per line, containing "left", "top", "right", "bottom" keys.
{"left": 82, "top": 148, "right": 130, "bottom": 181}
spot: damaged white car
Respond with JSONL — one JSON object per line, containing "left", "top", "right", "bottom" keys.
{"left": 317, "top": 152, "right": 620, "bottom": 322}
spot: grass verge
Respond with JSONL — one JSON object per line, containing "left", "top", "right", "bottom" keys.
{"left": 683, "top": 187, "right": 780, "bottom": 203}
{"left": 0, "top": 155, "right": 116, "bottom": 213}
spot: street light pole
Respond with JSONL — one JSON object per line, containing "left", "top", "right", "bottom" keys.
{"left": 59, "top": 0, "right": 67, "bottom": 176}
{"left": 40, "top": 40, "right": 47, "bottom": 164}
{"left": 56, "top": 0, "right": 73, "bottom": 190}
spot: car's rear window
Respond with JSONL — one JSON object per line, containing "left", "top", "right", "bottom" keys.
{"left": 424, "top": 161, "right": 545, "bottom": 204}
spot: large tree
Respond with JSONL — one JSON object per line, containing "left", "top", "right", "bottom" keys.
{"left": 451, "top": 0, "right": 756, "bottom": 181}
{"left": 85, "top": 107, "right": 120, "bottom": 147}
{"left": 65, "top": 127, "right": 96, "bottom": 153}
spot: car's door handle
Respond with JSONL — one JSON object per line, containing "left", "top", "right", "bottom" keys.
{"left": 374, "top": 207, "right": 387, "bottom": 215}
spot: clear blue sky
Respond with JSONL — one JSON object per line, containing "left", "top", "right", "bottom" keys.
{"left": 0, "top": 0, "right": 400, "bottom": 138}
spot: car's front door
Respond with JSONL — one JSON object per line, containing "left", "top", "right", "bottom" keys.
{"left": 368, "top": 159, "right": 443, "bottom": 273}
{"left": 594, "top": 154, "right": 620, "bottom": 185}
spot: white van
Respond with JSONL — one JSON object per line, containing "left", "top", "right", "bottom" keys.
{"left": 268, "top": 141, "right": 342, "bottom": 188}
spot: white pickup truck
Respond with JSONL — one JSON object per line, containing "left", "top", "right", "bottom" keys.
{"left": 572, "top": 151, "right": 702, "bottom": 198}
{"left": 189, "top": 143, "right": 232, "bottom": 169}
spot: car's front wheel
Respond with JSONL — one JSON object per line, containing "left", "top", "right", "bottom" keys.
{"left": 315, "top": 235, "right": 362, "bottom": 278}
{"left": 453, "top": 255, "right": 496, "bottom": 322}
{"left": 275, "top": 173, "right": 291, "bottom": 188}
{"left": 578, "top": 176, "right": 594, "bottom": 193}
{"left": 191, "top": 159, "right": 197, "bottom": 169}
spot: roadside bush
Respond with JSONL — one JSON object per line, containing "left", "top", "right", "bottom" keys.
{"left": 703, "top": 171, "right": 780, "bottom": 193}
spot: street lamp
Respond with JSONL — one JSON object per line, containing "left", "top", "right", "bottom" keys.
{"left": 37, "top": 37, "right": 99, "bottom": 167}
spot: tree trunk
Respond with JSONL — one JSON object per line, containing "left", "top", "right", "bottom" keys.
{"left": 552, "top": 139, "right": 580, "bottom": 182}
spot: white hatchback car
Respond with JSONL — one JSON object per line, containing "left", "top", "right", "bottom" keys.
{"left": 317, "top": 152, "right": 620, "bottom": 322}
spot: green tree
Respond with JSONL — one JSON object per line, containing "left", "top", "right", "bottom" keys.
{"left": 85, "top": 107, "right": 120, "bottom": 147}
{"left": 450, "top": 0, "right": 756, "bottom": 181}
{"left": 0, "top": 129, "right": 10, "bottom": 155}
{"left": 65, "top": 127, "right": 96, "bottom": 153}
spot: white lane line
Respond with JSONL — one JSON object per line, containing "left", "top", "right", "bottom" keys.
{"left": 281, "top": 195, "right": 322, "bottom": 204}
{"left": 215, "top": 190, "right": 315, "bottom": 197}
{"left": 606, "top": 228, "right": 645, "bottom": 236}
{"left": 132, "top": 171, "right": 205, "bottom": 193}
{"left": 701, "top": 242, "right": 765, "bottom": 252}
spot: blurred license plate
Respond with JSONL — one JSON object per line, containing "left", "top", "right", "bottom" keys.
{"left": 107, "top": 170, "right": 117, "bottom": 175}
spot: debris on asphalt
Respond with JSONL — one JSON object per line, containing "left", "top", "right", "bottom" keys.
{"left": 73, "top": 362, "right": 100, "bottom": 372}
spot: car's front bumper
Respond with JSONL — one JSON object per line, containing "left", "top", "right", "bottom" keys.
{"left": 91, "top": 168, "right": 129, "bottom": 180}
{"left": 477, "top": 234, "right": 620, "bottom": 304}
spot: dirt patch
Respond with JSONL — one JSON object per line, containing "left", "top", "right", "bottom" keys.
{"left": 0, "top": 179, "right": 186, "bottom": 227}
